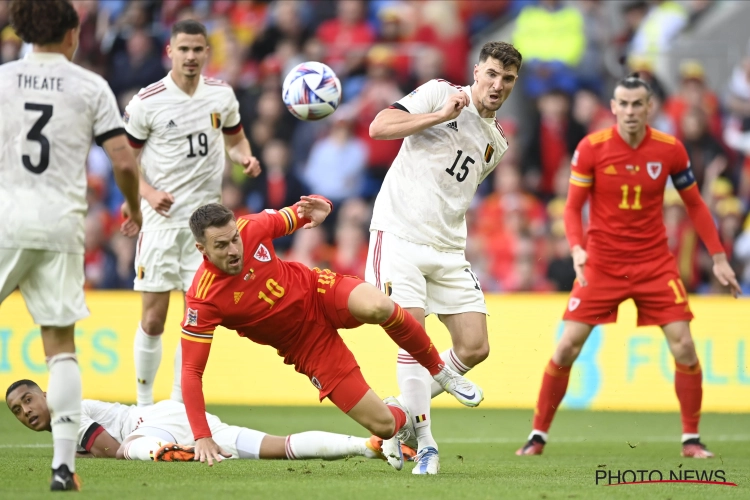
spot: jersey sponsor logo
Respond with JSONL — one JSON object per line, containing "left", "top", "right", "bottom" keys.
{"left": 484, "top": 143, "right": 494, "bottom": 163}
{"left": 186, "top": 308, "right": 198, "bottom": 326}
{"left": 568, "top": 297, "right": 581, "bottom": 311}
{"left": 254, "top": 243, "right": 272, "bottom": 262}
{"left": 446, "top": 121, "right": 458, "bottom": 131}
{"left": 571, "top": 150, "right": 579, "bottom": 166}
{"left": 210, "top": 113, "right": 222, "bottom": 129}
{"left": 647, "top": 162, "right": 662, "bottom": 180}
{"left": 310, "top": 376, "right": 322, "bottom": 390}
{"left": 603, "top": 165, "right": 617, "bottom": 175}
{"left": 166, "top": 119, "right": 177, "bottom": 129}
{"left": 233, "top": 292, "right": 244, "bottom": 304}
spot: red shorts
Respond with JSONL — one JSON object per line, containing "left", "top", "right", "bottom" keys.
{"left": 327, "top": 367, "right": 371, "bottom": 413}
{"left": 563, "top": 253, "right": 694, "bottom": 327}
{"left": 315, "top": 268, "right": 364, "bottom": 329}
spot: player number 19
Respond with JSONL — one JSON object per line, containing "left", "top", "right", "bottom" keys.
{"left": 618, "top": 184, "right": 642, "bottom": 210}
{"left": 258, "top": 278, "right": 285, "bottom": 308}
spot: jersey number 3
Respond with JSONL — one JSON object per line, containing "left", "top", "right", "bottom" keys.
{"left": 23, "top": 103, "right": 53, "bottom": 174}
{"left": 446, "top": 150, "right": 475, "bottom": 183}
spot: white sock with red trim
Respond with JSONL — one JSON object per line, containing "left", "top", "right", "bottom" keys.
{"left": 396, "top": 349, "right": 437, "bottom": 451}
{"left": 123, "top": 436, "right": 164, "bottom": 461}
{"left": 429, "top": 348, "right": 471, "bottom": 398}
{"left": 285, "top": 432, "right": 368, "bottom": 460}
{"left": 134, "top": 323, "right": 162, "bottom": 406}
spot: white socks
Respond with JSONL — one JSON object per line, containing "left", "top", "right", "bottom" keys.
{"left": 429, "top": 348, "right": 471, "bottom": 397}
{"left": 396, "top": 349, "right": 437, "bottom": 451}
{"left": 47, "top": 353, "right": 81, "bottom": 472}
{"left": 123, "top": 436, "right": 164, "bottom": 461}
{"left": 285, "top": 432, "right": 369, "bottom": 460}
{"left": 170, "top": 342, "right": 183, "bottom": 402}
{"left": 134, "top": 323, "right": 162, "bottom": 406}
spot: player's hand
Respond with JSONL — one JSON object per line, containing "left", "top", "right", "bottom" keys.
{"left": 145, "top": 190, "right": 174, "bottom": 217}
{"left": 297, "top": 196, "right": 332, "bottom": 229}
{"left": 194, "top": 437, "right": 231, "bottom": 466}
{"left": 240, "top": 156, "right": 261, "bottom": 178}
{"left": 119, "top": 203, "right": 142, "bottom": 237}
{"left": 571, "top": 245, "right": 588, "bottom": 287}
{"left": 712, "top": 253, "right": 741, "bottom": 298}
{"left": 437, "top": 92, "right": 469, "bottom": 122}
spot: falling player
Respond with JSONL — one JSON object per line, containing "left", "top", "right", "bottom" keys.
{"left": 6, "top": 379, "right": 415, "bottom": 464}
{"left": 0, "top": 0, "right": 142, "bottom": 490}
{"left": 123, "top": 20, "right": 261, "bottom": 407}
{"left": 365, "top": 41, "right": 522, "bottom": 473}
{"left": 516, "top": 74, "right": 741, "bottom": 458}
{"left": 180, "top": 197, "right": 483, "bottom": 468}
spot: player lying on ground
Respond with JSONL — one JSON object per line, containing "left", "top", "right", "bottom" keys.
{"left": 365, "top": 41, "right": 522, "bottom": 474}
{"left": 180, "top": 196, "right": 484, "bottom": 469}
{"left": 516, "top": 74, "right": 741, "bottom": 459}
{"left": 6, "top": 380, "right": 415, "bottom": 464}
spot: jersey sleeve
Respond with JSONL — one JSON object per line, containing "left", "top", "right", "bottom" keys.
{"left": 669, "top": 141, "right": 697, "bottom": 191}
{"left": 247, "top": 196, "right": 334, "bottom": 240}
{"left": 123, "top": 94, "right": 149, "bottom": 148}
{"left": 77, "top": 400, "right": 106, "bottom": 452}
{"left": 564, "top": 138, "right": 596, "bottom": 249}
{"left": 91, "top": 79, "right": 126, "bottom": 147}
{"left": 569, "top": 138, "right": 596, "bottom": 188}
{"left": 222, "top": 92, "right": 243, "bottom": 135}
{"left": 392, "top": 79, "right": 452, "bottom": 115}
{"left": 181, "top": 293, "right": 221, "bottom": 343}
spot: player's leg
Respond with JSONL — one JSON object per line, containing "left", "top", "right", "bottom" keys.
{"left": 133, "top": 229, "right": 183, "bottom": 406}
{"left": 20, "top": 250, "right": 88, "bottom": 490}
{"left": 255, "top": 432, "right": 399, "bottom": 461}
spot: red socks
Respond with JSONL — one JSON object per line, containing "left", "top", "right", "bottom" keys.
{"left": 675, "top": 361, "right": 702, "bottom": 434}
{"left": 532, "top": 359, "right": 572, "bottom": 433}
{"left": 380, "top": 304, "right": 443, "bottom": 376}
{"left": 386, "top": 404, "right": 407, "bottom": 439}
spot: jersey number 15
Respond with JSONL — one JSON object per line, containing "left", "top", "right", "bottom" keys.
{"left": 446, "top": 150, "right": 475, "bottom": 183}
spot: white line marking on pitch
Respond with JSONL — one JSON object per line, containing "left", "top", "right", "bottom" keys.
{"left": 439, "top": 434, "right": 750, "bottom": 444}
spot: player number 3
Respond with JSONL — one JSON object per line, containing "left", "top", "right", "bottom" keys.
{"left": 258, "top": 278, "right": 285, "bottom": 308}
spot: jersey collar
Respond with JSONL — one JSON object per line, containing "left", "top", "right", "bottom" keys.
{"left": 613, "top": 124, "right": 652, "bottom": 150}
{"left": 24, "top": 52, "right": 68, "bottom": 62}
{"left": 164, "top": 71, "right": 206, "bottom": 98}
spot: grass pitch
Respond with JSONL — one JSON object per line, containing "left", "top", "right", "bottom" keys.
{"left": 0, "top": 406, "right": 746, "bottom": 499}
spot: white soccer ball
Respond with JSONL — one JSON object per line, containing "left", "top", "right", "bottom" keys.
{"left": 282, "top": 61, "right": 342, "bottom": 121}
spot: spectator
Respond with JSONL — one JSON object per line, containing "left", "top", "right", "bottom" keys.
{"left": 629, "top": 0, "right": 688, "bottom": 67}
{"left": 317, "top": 0, "right": 376, "bottom": 77}
{"left": 663, "top": 60, "right": 722, "bottom": 140}
{"left": 108, "top": 29, "right": 166, "bottom": 100}
{"left": 680, "top": 107, "right": 728, "bottom": 196}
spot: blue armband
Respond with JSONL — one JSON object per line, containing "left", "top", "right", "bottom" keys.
{"left": 671, "top": 166, "right": 696, "bottom": 190}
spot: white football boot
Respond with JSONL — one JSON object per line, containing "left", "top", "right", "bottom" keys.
{"left": 412, "top": 446, "right": 440, "bottom": 475}
{"left": 380, "top": 396, "right": 411, "bottom": 470}
{"left": 432, "top": 366, "right": 484, "bottom": 407}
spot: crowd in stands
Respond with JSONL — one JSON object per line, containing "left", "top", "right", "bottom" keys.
{"left": 1, "top": 0, "right": 749, "bottom": 294}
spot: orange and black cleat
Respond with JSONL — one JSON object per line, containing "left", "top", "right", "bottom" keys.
{"left": 154, "top": 443, "right": 196, "bottom": 462}
{"left": 50, "top": 464, "right": 82, "bottom": 491}
{"left": 681, "top": 438, "right": 714, "bottom": 458}
{"left": 515, "top": 434, "right": 546, "bottom": 456}
{"left": 367, "top": 435, "right": 416, "bottom": 463}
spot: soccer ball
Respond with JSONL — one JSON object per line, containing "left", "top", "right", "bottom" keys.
{"left": 282, "top": 61, "right": 342, "bottom": 121}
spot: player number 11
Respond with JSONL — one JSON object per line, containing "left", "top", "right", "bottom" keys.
{"left": 618, "top": 184, "right": 642, "bottom": 210}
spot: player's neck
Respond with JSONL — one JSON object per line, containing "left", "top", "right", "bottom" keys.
{"left": 616, "top": 124, "right": 648, "bottom": 148}
{"left": 170, "top": 71, "right": 201, "bottom": 96}
{"left": 471, "top": 84, "right": 496, "bottom": 119}
{"left": 32, "top": 44, "right": 71, "bottom": 61}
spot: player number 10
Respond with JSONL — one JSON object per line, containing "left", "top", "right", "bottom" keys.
{"left": 618, "top": 184, "right": 642, "bottom": 210}
{"left": 258, "top": 278, "right": 285, "bottom": 308}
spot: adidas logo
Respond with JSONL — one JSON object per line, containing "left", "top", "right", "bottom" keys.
{"left": 603, "top": 165, "right": 617, "bottom": 175}
{"left": 53, "top": 416, "right": 74, "bottom": 425}
{"left": 446, "top": 121, "right": 458, "bottom": 131}
{"left": 166, "top": 119, "right": 177, "bottom": 129}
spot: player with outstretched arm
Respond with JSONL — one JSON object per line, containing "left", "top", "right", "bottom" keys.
{"left": 123, "top": 20, "right": 260, "bottom": 408}
{"left": 180, "top": 197, "right": 483, "bottom": 469}
{"left": 0, "top": 0, "right": 142, "bottom": 490}
{"left": 516, "top": 74, "right": 741, "bottom": 458}
{"left": 366, "top": 41, "right": 522, "bottom": 474}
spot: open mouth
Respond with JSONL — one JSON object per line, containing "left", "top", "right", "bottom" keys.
{"left": 29, "top": 416, "right": 38, "bottom": 426}
{"left": 228, "top": 257, "right": 241, "bottom": 267}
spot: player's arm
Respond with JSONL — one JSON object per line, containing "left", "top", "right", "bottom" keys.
{"left": 564, "top": 143, "right": 595, "bottom": 286}
{"left": 672, "top": 146, "right": 741, "bottom": 296}
{"left": 224, "top": 128, "right": 261, "bottom": 178}
{"left": 251, "top": 195, "right": 334, "bottom": 239}
{"left": 78, "top": 422, "right": 119, "bottom": 459}
{"left": 369, "top": 80, "right": 468, "bottom": 140}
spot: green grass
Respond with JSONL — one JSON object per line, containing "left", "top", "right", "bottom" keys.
{"left": 1, "top": 406, "right": 747, "bottom": 499}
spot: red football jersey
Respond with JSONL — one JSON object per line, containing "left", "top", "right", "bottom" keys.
{"left": 182, "top": 207, "right": 323, "bottom": 352}
{"left": 569, "top": 126, "right": 697, "bottom": 263}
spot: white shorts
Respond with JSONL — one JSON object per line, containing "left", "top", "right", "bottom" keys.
{"left": 134, "top": 228, "right": 202, "bottom": 292}
{"left": 0, "top": 248, "right": 88, "bottom": 326}
{"left": 128, "top": 400, "right": 264, "bottom": 459}
{"left": 365, "top": 231, "right": 487, "bottom": 316}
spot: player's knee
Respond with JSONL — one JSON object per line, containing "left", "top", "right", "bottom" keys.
{"left": 555, "top": 341, "right": 582, "bottom": 365}
{"left": 140, "top": 317, "right": 166, "bottom": 336}
{"left": 366, "top": 294, "right": 394, "bottom": 324}
{"left": 454, "top": 342, "right": 489, "bottom": 367}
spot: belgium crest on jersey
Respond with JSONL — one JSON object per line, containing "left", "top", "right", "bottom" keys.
{"left": 484, "top": 143, "right": 495, "bottom": 163}
{"left": 210, "top": 113, "right": 221, "bottom": 129}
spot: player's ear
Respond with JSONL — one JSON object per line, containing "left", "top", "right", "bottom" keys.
{"left": 195, "top": 242, "right": 206, "bottom": 256}
{"left": 166, "top": 44, "right": 173, "bottom": 59}
{"left": 473, "top": 64, "right": 479, "bottom": 83}
{"left": 609, "top": 98, "right": 617, "bottom": 115}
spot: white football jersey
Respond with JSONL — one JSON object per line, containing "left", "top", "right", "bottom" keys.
{"left": 0, "top": 52, "right": 124, "bottom": 253}
{"left": 125, "top": 72, "right": 242, "bottom": 230}
{"left": 77, "top": 399, "right": 140, "bottom": 451}
{"left": 370, "top": 79, "right": 509, "bottom": 252}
